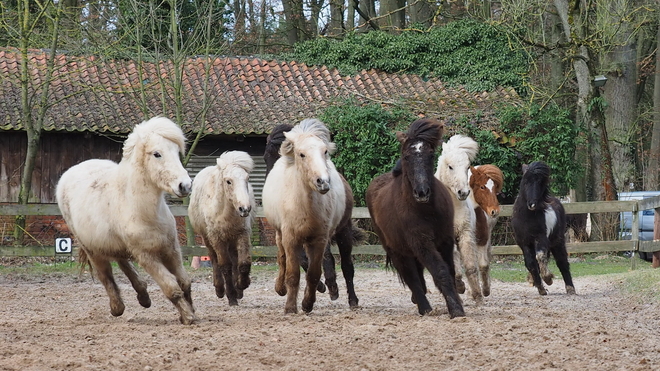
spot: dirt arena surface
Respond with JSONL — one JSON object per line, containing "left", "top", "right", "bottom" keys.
{"left": 1, "top": 264, "right": 659, "bottom": 371}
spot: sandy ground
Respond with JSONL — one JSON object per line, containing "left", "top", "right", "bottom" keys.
{"left": 1, "top": 263, "right": 659, "bottom": 371}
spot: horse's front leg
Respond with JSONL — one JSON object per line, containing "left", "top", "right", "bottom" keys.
{"left": 205, "top": 242, "right": 225, "bottom": 299}
{"left": 218, "top": 241, "right": 239, "bottom": 306}
{"left": 274, "top": 231, "right": 287, "bottom": 296}
{"left": 477, "top": 240, "right": 492, "bottom": 297}
{"left": 301, "top": 237, "right": 327, "bottom": 313}
{"left": 535, "top": 236, "right": 554, "bottom": 286}
{"left": 521, "top": 243, "right": 546, "bottom": 295}
{"left": 452, "top": 245, "right": 466, "bottom": 294}
{"left": 281, "top": 233, "right": 303, "bottom": 314}
{"left": 456, "top": 231, "right": 483, "bottom": 303}
{"left": 117, "top": 259, "right": 151, "bottom": 308}
{"left": 235, "top": 232, "right": 252, "bottom": 292}
{"left": 322, "top": 243, "right": 339, "bottom": 300}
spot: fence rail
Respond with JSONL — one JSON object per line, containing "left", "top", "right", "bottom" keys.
{"left": 1, "top": 197, "right": 659, "bottom": 259}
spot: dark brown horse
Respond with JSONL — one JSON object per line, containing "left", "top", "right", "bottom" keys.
{"left": 366, "top": 118, "right": 464, "bottom": 318}
{"left": 511, "top": 161, "right": 576, "bottom": 295}
{"left": 264, "top": 124, "right": 363, "bottom": 308}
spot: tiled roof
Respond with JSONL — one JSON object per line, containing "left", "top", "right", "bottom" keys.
{"left": 0, "top": 48, "right": 520, "bottom": 135}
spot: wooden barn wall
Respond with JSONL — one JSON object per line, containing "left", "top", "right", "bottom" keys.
{"left": 0, "top": 131, "right": 268, "bottom": 204}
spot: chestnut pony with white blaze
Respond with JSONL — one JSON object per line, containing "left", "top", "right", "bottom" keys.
{"left": 188, "top": 151, "right": 256, "bottom": 306}
{"left": 262, "top": 119, "right": 346, "bottom": 314}
{"left": 434, "top": 135, "right": 483, "bottom": 303}
{"left": 468, "top": 164, "right": 504, "bottom": 297}
{"left": 56, "top": 117, "right": 196, "bottom": 324}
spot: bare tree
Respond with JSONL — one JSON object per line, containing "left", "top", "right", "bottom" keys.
{"left": 648, "top": 21, "right": 660, "bottom": 190}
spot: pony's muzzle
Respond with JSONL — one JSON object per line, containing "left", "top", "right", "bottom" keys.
{"left": 527, "top": 202, "right": 537, "bottom": 211}
{"left": 316, "top": 178, "right": 330, "bottom": 194}
{"left": 238, "top": 205, "right": 252, "bottom": 217}
{"left": 413, "top": 186, "right": 430, "bottom": 203}
{"left": 177, "top": 180, "right": 192, "bottom": 197}
{"left": 457, "top": 188, "right": 470, "bottom": 201}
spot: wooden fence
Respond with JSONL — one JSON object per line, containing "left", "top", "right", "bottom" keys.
{"left": 1, "top": 197, "right": 659, "bottom": 264}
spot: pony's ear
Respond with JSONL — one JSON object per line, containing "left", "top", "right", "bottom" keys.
{"left": 327, "top": 142, "right": 337, "bottom": 155}
{"left": 396, "top": 131, "right": 407, "bottom": 144}
{"left": 280, "top": 131, "right": 296, "bottom": 157}
{"left": 216, "top": 156, "right": 229, "bottom": 171}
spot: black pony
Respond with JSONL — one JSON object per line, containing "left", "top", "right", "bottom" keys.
{"left": 366, "top": 118, "right": 464, "bottom": 318}
{"left": 511, "top": 161, "right": 576, "bottom": 295}
{"left": 264, "top": 123, "right": 364, "bottom": 308}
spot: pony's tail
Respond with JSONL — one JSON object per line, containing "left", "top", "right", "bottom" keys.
{"left": 351, "top": 224, "right": 367, "bottom": 246}
{"left": 77, "top": 247, "right": 94, "bottom": 280}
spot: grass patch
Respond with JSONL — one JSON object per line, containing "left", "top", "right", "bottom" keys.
{"left": 490, "top": 253, "right": 653, "bottom": 283}
{"left": 615, "top": 269, "right": 660, "bottom": 304}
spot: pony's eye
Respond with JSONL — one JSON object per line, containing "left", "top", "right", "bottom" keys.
{"left": 153, "top": 152, "right": 162, "bottom": 158}
{"left": 226, "top": 180, "right": 232, "bottom": 185}
{"left": 448, "top": 165, "right": 453, "bottom": 170}
{"left": 300, "top": 153, "right": 306, "bottom": 158}
{"left": 481, "top": 186, "right": 486, "bottom": 190}
{"left": 325, "top": 150, "right": 328, "bottom": 155}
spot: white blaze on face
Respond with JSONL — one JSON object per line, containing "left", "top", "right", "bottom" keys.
{"left": 485, "top": 178, "right": 495, "bottom": 192}
{"left": 544, "top": 208, "right": 557, "bottom": 237}
{"left": 412, "top": 142, "right": 424, "bottom": 153}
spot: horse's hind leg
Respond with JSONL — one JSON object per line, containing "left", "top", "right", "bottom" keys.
{"left": 410, "top": 260, "right": 426, "bottom": 305}
{"left": 117, "top": 259, "right": 151, "bottom": 308}
{"left": 89, "top": 256, "right": 125, "bottom": 317}
{"left": 143, "top": 250, "right": 197, "bottom": 325}
{"left": 217, "top": 241, "right": 239, "bottom": 306}
{"left": 274, "top": 231, "right": 288, "bottom": 297}
{"left": 452, "top": 245, "right": 466, "bottom": 294}
{"left": 420, "top": 243, "right": 465, "bottom": 318}
{"left": 477, "top": 241, "right": 492, "bottom": 297}
{"left": 335, "top": 227, "right": 359, "bottom": 308}
{"left": 300, "top": 249, "right": 326, "bottom": 293}
{"left": 551, "top": 243, "right": 576, "bottom": 294}
{"left": 322, "top": 243, "right": 339, "bottom": 301}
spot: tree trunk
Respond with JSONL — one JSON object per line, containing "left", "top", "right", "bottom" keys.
{"left": 378, "top": 0, "right": 404, "bottom": 31}
{"left": 328, "top": 0, "right": 344, "bottom": 37}
{"left": 408, "top": 0, "right": 434, "bottom": 29}
{"left": 647, "top": 22, "right": 660, "bottom": 190}
{"left": 602, "top": 2, "right": 637, "bottom": 192}
{"left": 281, "top": 0, "right": 304, "bottom": 45}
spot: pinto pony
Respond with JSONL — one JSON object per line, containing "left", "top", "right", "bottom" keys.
{"left": 468, "top": 164, "right": 504, "bottom": 297}
{"left": 434, "top": 135, "right": 482, "bottom": 303}
{"left": 262, "top": 119, "right": 347, "bottom": 314}
{"left": 511, "top": 161, "right": 576, "bottom": 295}
{"left": 264, "top": 124, "right": 362, "bottom": 308}
{"left": 56, "top": 117, "right": 196, "bottom": 324}
{"left": 188, "top": 151, "right": 256, "bottom": 306}
{"left": 366, "top": 118, "right": 464, "bottom": 318}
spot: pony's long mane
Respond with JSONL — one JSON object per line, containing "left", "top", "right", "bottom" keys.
{"left": 404, "top": 118, "right": 444, "bottom": 148}
{"left": 476, "top": 164, "right": 504, "bottom": 193}
{"left": 442, "top": 134, "right": 479, "bottom": 162}
{"left": 122, "top": 117, "right": 186, "bottom": 161}
{"left": 267, "top": 124, "right": 294, "bottom": 147}
{"left": 217, "top": 151, "right": 254, "bottom": 173}
{"left": 280, "top": 118, "right": 337, "bottom": 161}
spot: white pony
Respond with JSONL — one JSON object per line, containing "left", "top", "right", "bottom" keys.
{"left": 188, "top": 151, "right": 256, "bottom": 306}
{"left": 262, "top": 118, "right": 346, "bottom": 314}
{"left": 434, "top": 134, "right": 483, "bottom": 303}
{"left": 56, "top": 117, "right": 196, "bottom": 325}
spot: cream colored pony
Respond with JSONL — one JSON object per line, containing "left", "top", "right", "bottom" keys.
{"left": 56, "top": 117, "right": 196, "bottom": 325}
{"left": 434, "top": 134, "right": 483, "bottom": 303}
{"left": 188, "top": 151, "right": 255, "bottom": 306}
{"left": 262, "top": 118, "right": 346, "bottom": 314}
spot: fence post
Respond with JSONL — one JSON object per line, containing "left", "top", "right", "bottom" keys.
{"left": 654, "top": 207, "right": 660, "bottom": 268}
{"left": 630, "top": 204, "right": 639, "bottom": 271}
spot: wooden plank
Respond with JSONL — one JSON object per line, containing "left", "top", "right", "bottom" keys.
{"left": 639, "top": 240, "right": 660, "bottom": 253}
{"left": 638, "top": 196, "right": 660, "bottom": 211}
{"left": 0, "top": 204, "right": 62, "bottom": 216}
{"left": 492, "top": 240, "right": 638, "bottom": 255}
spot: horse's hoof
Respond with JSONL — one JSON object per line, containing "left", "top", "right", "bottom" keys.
{"left": 543, "top": 274, "right": 554, "bottom": 286}
{"left": 110, "top": 303, "right": 125, "bottom": 317}
{"left": 418, "top": 306, "right": 433, "bottom": 316}
{"left": 455, "top": 280, "right": 466, "bottom": 294}
{"left": 137, "top": 293, "right": 152, "bottom": 308}
{"left": 328, "top": 286, "right": 339, "bottom": 301}
{"left": 284, "top": 306, "right": 297, "bottom": 314}
{"left": 275, "top": 285, "right": 287, "bottom": 296}
{"left": 228, "top": 298, "right": 239, "bottom": 306}
{"left": 215, "top": 287, "right": 225, "bottom": 299}
{"left": 537, "top": 287, "right": 548, "bottom": 296}
{"left": 316, "top": 280, "right": 326, "bottom": 293}
{"left": 482, "top": 287, "right": 491, "bottom": 297}
{"left": 449, "top": 308, "right": 466, "bottom": 318}
{"left": 237, "top": 277, "right": 251, "bottom": 291}
{"left": 566, "top": 286, "right": 576, "bottom": 295}
{"left": 236, "top": 289, "right": 244, "bottom": 299}
{"left": 179, "top": 313, "right": 198, "bottom": 325}
{"left": 302, "top": 299, "right": 315, "bottom": 313}
{"left": 349, "top": 298, "right": 359, "bottom": 308}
